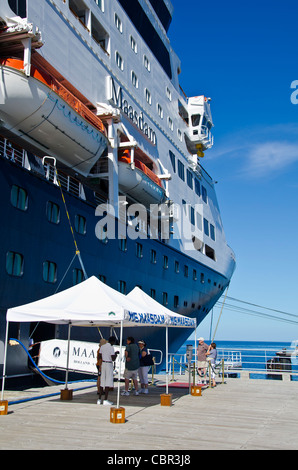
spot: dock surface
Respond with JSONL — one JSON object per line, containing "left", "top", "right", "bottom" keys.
{"left": 1, "top": 377, "right": 298, "bottom": 450}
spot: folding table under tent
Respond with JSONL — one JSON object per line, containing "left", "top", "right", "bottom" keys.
{"left": 1, "top": 276, "right": 196, "bottom": 411}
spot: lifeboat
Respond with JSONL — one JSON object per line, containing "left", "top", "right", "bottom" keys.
{"left": 118, "top": 152, "right": 166, "bottom": 207}
{"left": 0, "top": 58, "right": 108, "bottom": 176}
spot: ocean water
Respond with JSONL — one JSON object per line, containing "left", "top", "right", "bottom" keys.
{"left": 174, "top": 340, "right": 298, "bottom": 380}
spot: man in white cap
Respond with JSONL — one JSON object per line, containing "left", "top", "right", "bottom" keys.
{"left": 197, "top": 337, "right": 209, "bottom": 385}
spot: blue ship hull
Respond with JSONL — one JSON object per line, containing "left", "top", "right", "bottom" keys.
{"left": 0, "top": 154, "right": 229, "bottom": 376}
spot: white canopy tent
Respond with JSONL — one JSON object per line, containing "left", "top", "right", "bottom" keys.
{"left": 1, "top": 276, "right": 196, "bottom": 408}
{"left": 127, "top": 286, "right": 197, "bottom": 391}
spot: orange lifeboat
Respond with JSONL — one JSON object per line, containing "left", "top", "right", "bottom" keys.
{"left": 118, "top": 151, "right": 166, "bottom": 207}
{"left": 0, "top": 58, "right": 108, "bottom": 176}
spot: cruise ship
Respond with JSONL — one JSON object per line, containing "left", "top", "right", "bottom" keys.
{"left": 0, "top": 0, "right": 235, "bottom": 377}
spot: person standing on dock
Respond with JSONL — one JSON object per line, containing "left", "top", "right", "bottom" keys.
{"left": 121, "top": 337, "right": 140, "bottom": 396}
{"left": 97, "top": 336, "right": 119, "bottom": 406}
{"left": 197, "top": 337, "right": 209, "bottom": 385}
{"left": 207, "top": 342, "right": 217, "bottom": 387}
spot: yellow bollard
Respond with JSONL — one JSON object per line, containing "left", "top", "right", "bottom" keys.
{"left": 191, "top": 385, "right": 202, "bottom": 396}
{"left": 160, "top": 393, "right": 172, "bottom": 406}
{"left": 60, "top": 389, "right": 73, "bottom": 400}
{"left": 110, "top": 407, "right": 125, "bottom": 424}
{"left": 0, "top": 400, "right": 8, "bottom": 415}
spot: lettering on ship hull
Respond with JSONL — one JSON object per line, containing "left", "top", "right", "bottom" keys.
{"left": 107, "top": 76, "right": 157, "bottom": 145}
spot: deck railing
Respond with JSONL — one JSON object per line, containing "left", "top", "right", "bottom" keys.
{"left": 168, "top": 346, "right": 298, "bottom": 382}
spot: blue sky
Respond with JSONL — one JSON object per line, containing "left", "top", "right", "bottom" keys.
{"left": 169, "top": 0, "right": 298, "bottom": 341}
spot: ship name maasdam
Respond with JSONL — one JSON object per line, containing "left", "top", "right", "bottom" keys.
{"left": 107, "top": 76, "right": 157, "bottom": 144}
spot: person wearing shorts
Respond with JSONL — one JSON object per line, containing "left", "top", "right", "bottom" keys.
{"left": 197, "top": 337, "right": 209, "bottom": 385}
{"left": 121, "top": 336, "right": 140, "bottom": 396}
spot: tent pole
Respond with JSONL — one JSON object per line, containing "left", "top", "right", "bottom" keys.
{"left": 64, "top": 322, "right": 72, "bottom": 389}
{"left": 117, "top": 320, "right": 123, "bottom": 409}
{"left": 1, "top": 320, "right": 9, "bottom": 401}
{"left": 166, "top": 326, "right": 168, "bottom": 395}
{"left": 194, "top": 321, "right": 197, "bottom": 387}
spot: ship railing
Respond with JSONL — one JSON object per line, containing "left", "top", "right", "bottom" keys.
{"left": 168, "top": 346, "right": 298, "bottom": 382}
{"left": 0, "top": 136, "right": 28, "bottom": 168}
{"left": 43, "top": 163, "right": 86, "bottom": 200}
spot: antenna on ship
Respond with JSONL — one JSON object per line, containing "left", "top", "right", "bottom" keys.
{"left": 42, "top": 156, "right": 88, "bottom": 284}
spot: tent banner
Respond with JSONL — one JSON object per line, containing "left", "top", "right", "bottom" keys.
{"left": 125, "top": 311, "right": 167, "bottom": 325}
{"left": 167, "top": 316, "right": 196, "bottom": 327}
{"left": 38, "top": 339, "right": 125, "bottom": 375}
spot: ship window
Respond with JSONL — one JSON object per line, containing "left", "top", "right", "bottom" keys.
{"left": 118, "top": 280, "right": 126, "bottom": 294}
{"left": 190, "top": 207, "right": 195, "bottom": 225}
{"left": 136, "top": 242, "right": 143, "bottom": 258}
{"left": 150, "top": 249, "right": 157, "bottom": 264}
{"left": 11, "top": 185, "right": 28, "bottom": 211}
{"left": 177, "top": 129, "right": 182, "bottom": 141}
{"left": 196, "top": 212, "right": 202, "bottom": 231}
{"left": 150, "top": 289, "right": 156, "bottom": 299}
{"left": 194, "top": 178, "right": 201, "bottom": 197}
{"left": 162, "top": 292, "right": 168, "bottom": 306}
{"left": 168, "top": 117, "right": 173, "bottom": 131}
{"left": 98, "top": 274, "right": 106, "bottom": 283}
{"left": 200, "top": 273, "right": 205, "bottom": 283}
{"left": 75, "top": 215, "right": 86, "bottom": 234}
{"left": 202, "top": 186, "right": 208, "bottom": 203}
{"left": 6, "top": 251, "right": 24, "bottom": 277}
{"left": 205, "top": 245, "right": 216, "bottom": 261}
{"left": 184, "top": 265, "right": 188, "bottom": 277}
{"left": 119, "top": 238, "right": 127, "bottom": 252}
{"left": 114, "top": 13, "right": 123, "bottom": 33}
{"left": 178, "top": 160, "right": 185, "bottom": 181}
{"left": 191, "top": 114, "right": 201, "bottom": 127}
{"left": 163, "top": 255, "right": 168, "bottom": 269}
{"left": 175, "top": 260, "right": 179, "bottom": 273}
{"left": 94, "top": 0, "right": 104, "bottom": 12}
{"left": 73, "top": 268, "right": 84, "bottom": 285}
{"left": 187, "top": 170, "right": 193, "bottom": 189}
{"left": 193, "top": 269, "right": 197, "bottom": 281}
{"left": 91, "top": 13, "right": 109, "bottom": 53}
{"left": 144, "top": 55, "right": 151, "bottom": 72}
{"left": 130, "top": 35, "right": 138, "bottom": 53}
{"left": 8, "top": 0, "right": 27, "bottom": 18}
{"left": 203, "top": 218, "right": 209, "bottom": 236}
{"left": 210, "top": 224, "right": 216, "bottom": 241}
{"left": 145, "top": 88, "right": 152, "bottom": 105}
{"left": 166, "top": 87, "right": 172, "bottom": 101}
{"left": 47, "top": 201, "right": 60, "bottom": 224}
{"left": 131, "top": 71, "right": 138, "bottom": 88}
{"left": 169, "top": 151, "right": 176, "bottom": 173}
{"left": 43, "top": 261, "right": 57, "bottom": 283}
{"left": 174, "top": 295, "right": 179, "bottom": 308}
{"left": 157, "top": 104, "right": 163, "bottom": 119}
{"left": 69, "top": 0, "right": 89, "bottom": 29}
{"left": 116, "top": 51, "right": 124, "bottom": 70}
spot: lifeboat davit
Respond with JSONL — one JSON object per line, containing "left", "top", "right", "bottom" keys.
{"left": 0, "top": 58, "right": 108, "bottom": 176}
{"left": 118, "top": 153, "right": 166, "bottom": 207}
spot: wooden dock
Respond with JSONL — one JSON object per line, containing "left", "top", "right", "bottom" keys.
{"left": 1, "top": 376, "right": 298, "bottom": 450}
